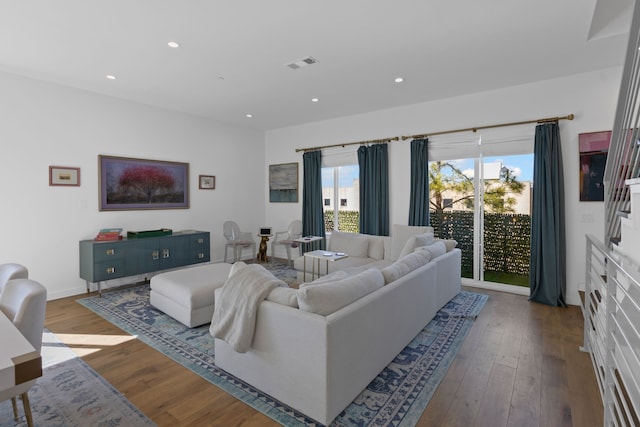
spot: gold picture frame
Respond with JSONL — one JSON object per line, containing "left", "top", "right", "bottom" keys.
{"left": 49, "top": 166, "right": 80, "bottom": 186}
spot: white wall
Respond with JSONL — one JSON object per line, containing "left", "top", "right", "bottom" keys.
{"left": 0, "top": 71, "right": 265, "bottom": 300}
{"left": 265, "top": 67, "right": 623, "bottom": 306}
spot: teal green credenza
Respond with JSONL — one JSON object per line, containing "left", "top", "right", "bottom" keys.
{"left": 79, "top": 230, "right": 210, "bottom": 295}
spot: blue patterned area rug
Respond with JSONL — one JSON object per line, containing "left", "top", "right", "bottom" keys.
{"left": 0, "top": 330, "right": 154, "bottom": 427}
{"left": 77, "top": 278, "right": 487, "bottom": 427}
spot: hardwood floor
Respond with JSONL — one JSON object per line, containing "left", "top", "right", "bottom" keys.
{"left": 44, "top": 286, "right": 603, "bottom": 427}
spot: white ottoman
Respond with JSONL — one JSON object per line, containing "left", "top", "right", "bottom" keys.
{"left": 150, "top": 263, "right": 232, "bottom": 327}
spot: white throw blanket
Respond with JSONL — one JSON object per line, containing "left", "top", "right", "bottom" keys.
{"left": 210, "top": 264, "right": 286, "bottom": 353}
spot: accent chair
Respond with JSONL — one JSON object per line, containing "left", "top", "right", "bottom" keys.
{"left": 0, "top": 263, "right": 28, "bottom": 294}
{"left": 271, "top": 219, "right": 303, "bottom": 265}
{"left": 223, "top": 221, "right": 256, "bottom": 263}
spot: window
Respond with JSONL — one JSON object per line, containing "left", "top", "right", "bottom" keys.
{"left": 322, "top": 165, "right": 359, "bottom": 233}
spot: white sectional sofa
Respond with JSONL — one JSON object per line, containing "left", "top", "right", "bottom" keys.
{"left": 213, "top": 235, "right": 461, "bottom": 425}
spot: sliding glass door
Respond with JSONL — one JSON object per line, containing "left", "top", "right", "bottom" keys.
{"left": 429, "top": 153, "right": 533, "bottom": 288}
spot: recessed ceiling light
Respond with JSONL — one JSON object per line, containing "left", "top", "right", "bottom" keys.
{"left": 311, "top": 98, "right": 319, "bottom": 102}
{"left": 285, "top": 56, "right": 319, "bottom": 70}
{"left": 168, "top": 41, "right": 180, "bottom": 48}
{"left": 246, "top": 114, "right": 253, "bottom": 118}
{"left": 394, "top": 77, "right": 404, "bottom": 83}
{"left": 106, "top": 74, "right": 117, "bottom": 80}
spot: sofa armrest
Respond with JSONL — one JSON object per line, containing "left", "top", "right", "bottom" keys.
{"left": 432, "top": 248, "right": 462, "bottom": 308}
{"left": 323, "top": 261, "right": 439, "bottom": 421}
{"left": 214, "top": 300, "right": 332, "bottom": 423}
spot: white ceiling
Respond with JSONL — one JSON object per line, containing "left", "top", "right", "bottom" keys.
{"left": 0, "top": 0, "right": 632, "bottom": 131}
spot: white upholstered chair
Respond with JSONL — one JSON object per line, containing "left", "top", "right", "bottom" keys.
{"left": 0, "top": 263, "right": 28, "bottom": 294}
{"left": 223, "top": 221, "right": 256, "bottom": 263}
{"left": 271, "top": 220, "right": 303, "bottom": 265}
{"left": 0, "top": 279, "right": 47, "bottom": 427}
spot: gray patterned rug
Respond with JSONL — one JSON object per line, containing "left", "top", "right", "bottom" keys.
{"left": 0, "top": 331, "right": 154, "bottom": 427}
{"left": 77, "top": 264, "right": 487, "bottom": 427}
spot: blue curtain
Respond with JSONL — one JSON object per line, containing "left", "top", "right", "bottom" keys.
{"left": 357, "top": 144, "right": 389, "bottom": 235}
{"left": 409, "top": 138, "right": 430, "bottom": 226}
{"left": 529, "top": 122, "right": 566, "bottom": 306}
{"left": 302, "top": 150, "right": 325, "bottom": 250}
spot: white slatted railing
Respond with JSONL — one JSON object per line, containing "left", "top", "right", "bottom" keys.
{"left": 583, "top": 234, "right": 640, "bottom": 426}
{"left": 605, "top": 0, "right": 640, "bottom": 245}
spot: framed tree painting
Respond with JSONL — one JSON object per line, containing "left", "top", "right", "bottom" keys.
{"left": 579, "top": 131, "right": 611, "bottom": 202}
{"left": 99, "top": 155, "right": 189, "bottom": 210}
{"left": 269, "top": 162, "right": 298, "bottom": 202}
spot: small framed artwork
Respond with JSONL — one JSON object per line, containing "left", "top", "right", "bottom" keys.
{"left": 269, "top": 162, "right": 298, "bottom": 202}
{"left": 579, "top": 130, "right": 611, "bottom": 202}
{"left": 199, "top": 175, "right": 216, "bottom": 190}
{"left": 49, "top": 166, "right": 80, "bottom": 186}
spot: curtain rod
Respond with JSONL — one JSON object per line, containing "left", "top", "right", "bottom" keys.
{"left": 295, "top": 136, "right": 399, "bottom": 153}
{"left": 400, "top": 114, "right": 574, "bottom": 140}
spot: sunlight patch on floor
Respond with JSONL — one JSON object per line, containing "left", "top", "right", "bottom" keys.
{"left": 46, "top": 332, "right": 137, "bottom": 357}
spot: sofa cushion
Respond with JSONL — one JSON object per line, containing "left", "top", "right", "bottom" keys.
{"left": 416, "top": 240, "right": 447, "bottom": 259}
{"left": 297, "top": 268, "right": 385, "bottom": 315}
{"left": 267, "top": 287, "right": 299, "bottom": 307}
{"left": 398, "top": 232, "right": 436, "bottom": 259}
{"left": 367, "top": 235, "right": 386, "bottom": 260}
{"left": 381, "top": 250, "right": 431, "bottom": 284}
{"left": 389, "top": 224, "right": 433, "bottom": 260}
{"left": 329, "top": 231, "right": 369, "bottom": 258}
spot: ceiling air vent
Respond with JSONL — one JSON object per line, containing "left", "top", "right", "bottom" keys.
{"left": 285, "top": 56, "right": 319, "bottom": 70}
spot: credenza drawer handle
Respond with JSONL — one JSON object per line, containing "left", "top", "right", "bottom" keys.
{"left": 162, "top": 249, "right": 170, "bottom": 259}
{"left": 152, "top": 250, "right": 159, "bottom": 260}
{"left": 197, "top": 238, "right": 204, "bottom": 244}
{"left": 197, "top": 252, "right": 205, "bottom": 259}
{"left": 105, "top": 248, "right": 115, "bottom": 256}
{"left": 106, "top": 267, "right": 115, "bottom": 274}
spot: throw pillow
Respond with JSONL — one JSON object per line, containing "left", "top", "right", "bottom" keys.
{"left": 267, "top": 287, "right": 299, "bottom": 308}
{"left": 398, "top": 232, "right": 435, "bottom": 259}
{"left": 416, "top": 240, "right": 447, "bottom": 259}
{"left": 415, "top": 232, "right": 436, "bottom": 247}
{"left": 297, "top": 268, "right": 385, "bottom": 316}
{"left": 389, "top": 224, "right": 432, "bottom": 260}
{"left": 381, "top": 250, "right": 431, "bottom": 284}
{"left": 397, "top": 250, "right": 431, "bottom": 271}
{"left": 398, "top": 236, "right": 417, "bottom": 260}
{"left": 381, "top": 262, "right": 408, "bottom": 284}
{"left": 328, "top": 231, "right": 369, "bottom": 258}
{"left": 440, "top": 239, "right": 458, "bottom": 252}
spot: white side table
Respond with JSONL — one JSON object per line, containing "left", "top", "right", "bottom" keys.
{"left": 293, "top": 236, "right": 325, "bottom": 256}
{"left": 302, "top": 250, "right": 348, "bottom": 282}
